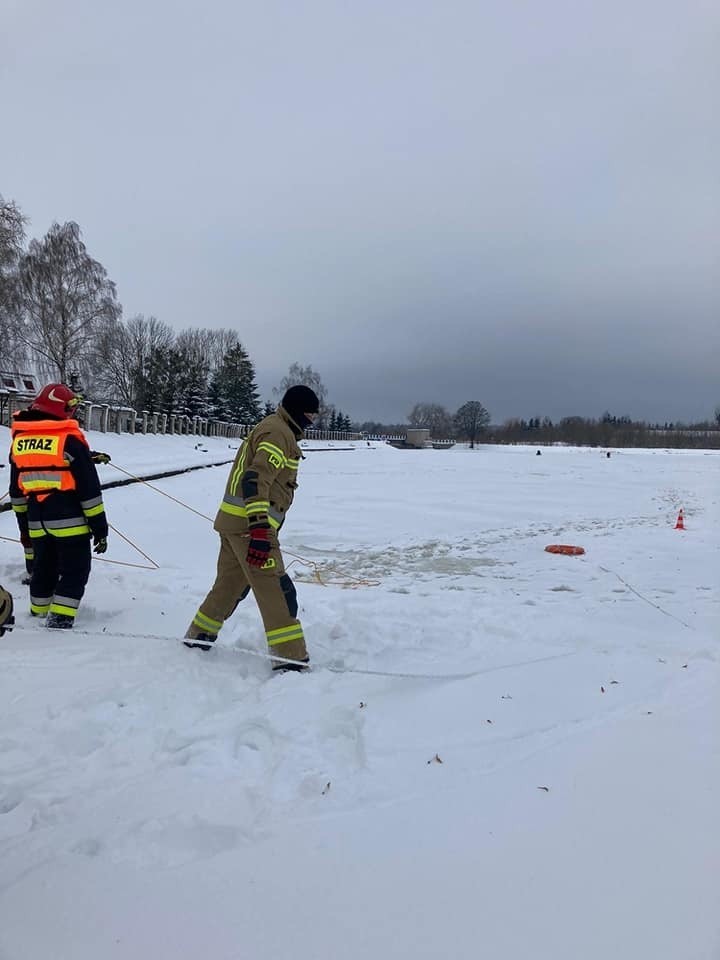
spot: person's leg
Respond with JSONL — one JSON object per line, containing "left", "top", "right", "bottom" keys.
{"left": 184, "top": 534, "right": 250, "bottom": 649}
{"left": 29, "top": 534, "right": 57, "bottom": 618}
{"left": 236, "top": 538, "right": 308, "bottom": 668}
{"left": 47, "top": 535, "right": 92, "bottom": 628}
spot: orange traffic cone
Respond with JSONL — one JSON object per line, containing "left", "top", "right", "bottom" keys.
{"left": 674, "top": 509, "right": 685, "bottom": 530}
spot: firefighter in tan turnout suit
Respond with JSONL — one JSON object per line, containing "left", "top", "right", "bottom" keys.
{"left": 184, "top": 385, "right": 320, "bottom": 671}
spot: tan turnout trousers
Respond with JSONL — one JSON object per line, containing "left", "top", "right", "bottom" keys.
{"left": 185, "top": 531, "right": 307, "bottom": 663}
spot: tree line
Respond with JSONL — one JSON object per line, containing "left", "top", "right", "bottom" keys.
{"left": 0, "top": 196, "right": 353, "bottom": 429}
{"left": 3, "top": 195, "right": 716, "bottom": 443}
{"left": 490, "top": 412, "right": 720, "bottom": 449}
{"left": 361, "top": 403, "right": 720, "bottom": 449}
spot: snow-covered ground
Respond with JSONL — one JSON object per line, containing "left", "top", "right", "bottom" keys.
{"left": 1, "top": 430, "right": 719, "bottom": 960}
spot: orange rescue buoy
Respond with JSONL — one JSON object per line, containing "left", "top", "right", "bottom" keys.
{"left": 544, "top": 544, "right": 585, "bottom": 556}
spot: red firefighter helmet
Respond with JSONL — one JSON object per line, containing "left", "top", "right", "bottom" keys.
{"left": 30, "top": 383, "right": 82, "bottom": 419}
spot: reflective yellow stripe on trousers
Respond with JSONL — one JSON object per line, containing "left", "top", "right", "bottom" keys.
{"left": 266, "top": 624, "right": 305, "bottom": 647}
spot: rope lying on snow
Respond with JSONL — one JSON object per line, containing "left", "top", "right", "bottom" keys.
{"left": 0, "top": 532, "right": 158, "bottom": 572}
{"left": 0, "top": 459, "right": 234, "bottom": 515}
{"left": 107, "top": 523, "right": 160, "bottom": 570}
{"left": 11, "top": 622, "right": 579, "bottom": 681}
{"left": 284, "top": 553, "right": 380, "bottom": 589}
{"left": 597, "top": 565, "right": 695, "bottom": 631}
{"left": 105, "top": 462, "right": 379, "bottom": 588}
{"left": 1, "top": 461, "right": 376, "bottom": 586}
{"left": 107, "top": 463, "right": 217, "bottom": 523}
{"left": 4, "top": 463, "right": 699, "bottom": 614}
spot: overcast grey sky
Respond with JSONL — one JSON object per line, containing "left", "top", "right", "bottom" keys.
{"left": 3, "top": 0, "right": 718, "bottom": 423}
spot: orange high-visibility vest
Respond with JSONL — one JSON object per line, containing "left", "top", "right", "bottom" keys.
{"left": 10, "top": 418, "right": 89, "bottom": 502}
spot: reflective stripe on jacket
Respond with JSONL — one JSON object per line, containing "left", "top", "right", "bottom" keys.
{"left": 215, "top": 406, "right": 303, "bottom": 536}
{"left": 11, "top": 418, "right": 88, "bottom": 501}
{"left": 9, "top": 415, "right": 108, "bottom": 541}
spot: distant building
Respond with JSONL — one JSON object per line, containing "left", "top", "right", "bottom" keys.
{"left": 405, "top": 428, "right": 431, "bottom": 448}
{"left": 0, "top": 370, "right": 39, "bottom": 396}
{"left": 0, "top": 370, "right": 39, "bottom": 426}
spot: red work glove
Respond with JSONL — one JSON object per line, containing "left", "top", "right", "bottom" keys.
{"left": 247, "top": 525, "right": 272, "bottom": 568}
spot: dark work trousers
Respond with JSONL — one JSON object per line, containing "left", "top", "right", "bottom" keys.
{"left": 30, "top": 534, "right": 92, "bottom": 619}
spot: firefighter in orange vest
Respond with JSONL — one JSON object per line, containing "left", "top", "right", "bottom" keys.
{"left": 8, "top": 383, "right": 109, "bottom": 629}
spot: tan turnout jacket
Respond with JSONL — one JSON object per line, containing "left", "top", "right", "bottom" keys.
{"left": 214, "top": 405, "right": 302, "bottom": 536}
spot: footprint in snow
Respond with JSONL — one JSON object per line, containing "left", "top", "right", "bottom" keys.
{"left": 109, "top": 817, "right": 245, "bottom": 868}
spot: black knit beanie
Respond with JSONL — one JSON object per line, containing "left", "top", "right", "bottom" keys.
{"left": 282, "top": 385, "right": 320, "bottom": 431}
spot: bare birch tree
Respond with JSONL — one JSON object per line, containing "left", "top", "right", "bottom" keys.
{"left": 93, "top": 313, "right": 174, "bottom": 406}
{"left": 0, "top": 195, "right": 27, "bottom": 367}
{"left": 408, "top": 402, "right": 454, "bottom": 437}
{"left": 175, "top": 327, "right": 239, "bottom": 374}
{"left": 16, "top": 221, "right": 121, "bottom": 386}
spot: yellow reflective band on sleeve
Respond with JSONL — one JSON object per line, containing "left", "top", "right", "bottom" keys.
{"left": 266, "top": 624, "right": 305, "bottom": 647}
{"left": 11, "top": 503, "right": 28, "bottom": 514}
{"left": 285, "top": 458, "right": 299, "bottom": 470}
{"left": 257, "top": 442, "right": 285, "bottom": 469}
{"left": 24, "top": 549, "right": 34, "bottom": 560}
{"left": 229, "top": 432, "right": 253, "bottom": 497}
{"left": 83, "top": 503, "right": 105, "bottom": 518}
{"left": 245, "top": 500, "right": 270, "bottom": 516}
{"left": 229, "top": 467, "right": 240, "bottom": 497}
{"left": 29, "top": 528, "right": 48, "bottom": 539}
{"left": 229, "top": 463, "right": 243, "bottom": 497}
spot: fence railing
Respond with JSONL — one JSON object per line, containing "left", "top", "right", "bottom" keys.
{"left": 0, "top": 391, "right": 34, "bottom": 428}
{"left": 80, "top": 404, "right": 254, "bottom": 439}
{"left": 0, "top": 394, "right": 366, "bottom": 443}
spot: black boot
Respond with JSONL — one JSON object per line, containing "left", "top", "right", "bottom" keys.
{"left": 46, "top": 612, "right": 74, "bottom": 630}
{"left": 183, "top": 633, "right": 216, "bottom": 651}
{"left": 272, "top": 656, "right": 310, "bottom": 673}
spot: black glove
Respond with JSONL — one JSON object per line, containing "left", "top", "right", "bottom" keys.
{"left": 20, "top": 528, "right": 32, "bottom": 550}
{"left": 91, "top": 451, "right": 111, "bottom": 464}
{"left": 247, "top": 524, "right": 271, "bottom": 568}
{"left": 93, "top": 536, "right": 108, "bottom": 555}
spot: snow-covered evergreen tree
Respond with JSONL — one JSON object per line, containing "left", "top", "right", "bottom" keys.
{"left": 208, "top": 343, "right": 260, "bottom": 424}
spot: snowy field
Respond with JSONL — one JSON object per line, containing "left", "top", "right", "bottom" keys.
{"left": 1, "top": 431, "right": 719, "bottom": 960}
